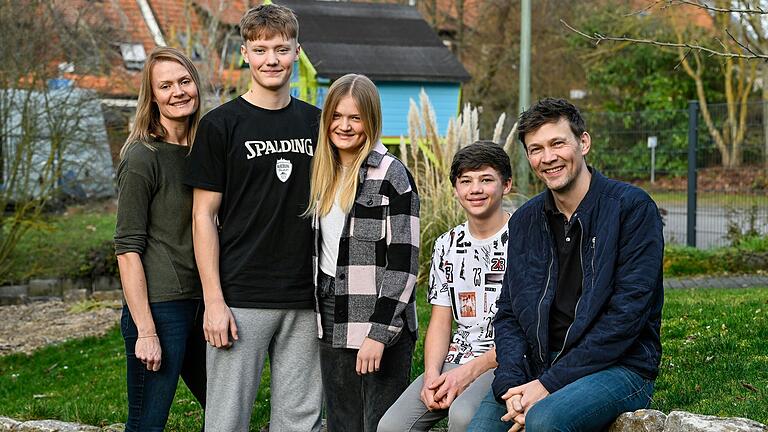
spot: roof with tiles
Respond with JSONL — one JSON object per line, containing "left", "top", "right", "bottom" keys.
{"left": 56, "top": 0, "right": 472, "bottom": 95}
{"left": 278, "top": 0, "right": 470, "bottom": 82}
{"left": 179, "top": 0, "right": 470, "bottom": 82}
{"left": 194, "top": 0, "right": 249, "bottom": 26}
{"left": 153, "top": 0, "right": 207, "bottom": 47}
{"left": 58, "top": 0, "right": 235, "bottom": 97}
{"left": 32, "top": 0, "right": 144, "bottom": 97}
{"left": 104, "top": 0, "right": 157, "bottom": 56}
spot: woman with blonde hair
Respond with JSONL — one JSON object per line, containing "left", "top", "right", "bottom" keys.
{"left": 114, "top": 46, "right": 205, "bottom": 431}
{"left": 307, "top": 73, "right": 420, "bottom": 431}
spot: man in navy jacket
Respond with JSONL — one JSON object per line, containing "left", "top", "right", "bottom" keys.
{"left": 468, "top": 98, "right": 664, "bottom": 432}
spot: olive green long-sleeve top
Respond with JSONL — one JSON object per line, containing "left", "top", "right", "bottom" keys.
{"left": 114, "top": 139, "right": 201, "bottom": 303}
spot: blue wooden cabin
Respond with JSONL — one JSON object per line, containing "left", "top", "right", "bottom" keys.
{"left": 278, "top": 0, "right": 471, "bottom": 144}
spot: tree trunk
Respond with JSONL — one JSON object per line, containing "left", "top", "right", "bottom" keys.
{"left": 428, "top": 0, "right": 438, "bottom": 26}
{"left": 763, "top": 64, "right": 768, "bottom": 169}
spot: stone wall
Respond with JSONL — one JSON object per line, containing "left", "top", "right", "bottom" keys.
{"left": 2, "top": 410, "right": 766, "bottom": 432}
{"left": 0, "top": 418, "right": 122, "bottom": 432}
{"left": 610, "top": 410, "right": 767, "bottom": 432}
{"left": 0, "top": 277, "right": 122, "bottom": 306}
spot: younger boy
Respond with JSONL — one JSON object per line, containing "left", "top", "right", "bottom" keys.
{"left": 378, "top": 141, "right": 512, "bottom": 432}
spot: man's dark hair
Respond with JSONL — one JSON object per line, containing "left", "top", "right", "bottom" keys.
{"left": 449, "top": 141, "right": 512, "bottom": 185}
{"left": 517, "top": 98, "right": 586, "bottom": 148}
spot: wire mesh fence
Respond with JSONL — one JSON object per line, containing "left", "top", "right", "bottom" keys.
{"left": 583, "top": 101, "right": 768, "bottom": 249}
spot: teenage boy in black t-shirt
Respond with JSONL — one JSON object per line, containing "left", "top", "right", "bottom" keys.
{"left": 185, "top": 5, "right": 322, "bottom": 431}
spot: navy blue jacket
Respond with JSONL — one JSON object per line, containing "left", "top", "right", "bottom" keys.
{"left": 492, "top": 169, "right": 664, "bottom": 400}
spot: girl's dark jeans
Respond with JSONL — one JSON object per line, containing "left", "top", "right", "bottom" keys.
{"left": 318, "top": 272, "right": 414, "bottom": 432}
{"left": 121, "top": 299, "right": 206, "bottom": 432}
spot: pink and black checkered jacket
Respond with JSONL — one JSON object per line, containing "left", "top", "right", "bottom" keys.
{"left": 312, "top": 142, "right": 420, "bottom": 349}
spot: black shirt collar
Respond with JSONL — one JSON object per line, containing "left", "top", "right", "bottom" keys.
{"left": 543, "top": 166, "right": 596, "bottom": 217}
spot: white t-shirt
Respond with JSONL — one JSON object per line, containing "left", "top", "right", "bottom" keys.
{"left": 319, "top": 193, "right": 347, "bottom": 277}
{"left": 428, "top": 220, "right": 510, "bottom": 364}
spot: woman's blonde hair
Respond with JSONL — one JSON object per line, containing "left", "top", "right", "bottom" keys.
{"left": 120, "top": 47, "right": 202, "bottom": 159}
{"left": 307, "top": 74, "right": 382, "bottom": 217}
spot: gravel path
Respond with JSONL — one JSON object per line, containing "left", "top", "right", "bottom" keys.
{"left": 0, "top": 299, "right": 121, "bottom": 357}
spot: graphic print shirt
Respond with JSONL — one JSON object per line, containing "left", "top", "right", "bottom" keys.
{"left": 185, "top": 96, "right": 320, "bottom": 309}
{"left": 428, "top": 221, "right": 509, "bottom": 364}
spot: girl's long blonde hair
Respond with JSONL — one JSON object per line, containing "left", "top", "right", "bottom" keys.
{"left": 119, "top": 47, "right": 202, "bottom": 159}
{"left": 307, "top": 74, "right": 382, "bottom": 217}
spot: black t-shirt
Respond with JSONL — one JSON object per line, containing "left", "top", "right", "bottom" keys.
{"left": 185, "top": 96, "right": 320, "bottom": 309}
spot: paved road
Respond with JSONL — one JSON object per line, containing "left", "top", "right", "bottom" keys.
{"left": 665, "top": 274, "right": 768, "bottom": 289}
{"left": 659, "top": 203, "right": 768, "bottom": 249}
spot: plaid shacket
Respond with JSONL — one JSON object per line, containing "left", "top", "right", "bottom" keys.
{"left": 312, "top": 142, "right": 420, "bottom": 349}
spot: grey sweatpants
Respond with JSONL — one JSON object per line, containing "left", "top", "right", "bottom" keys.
{"left": 377, "top": 362, "right": 495, "bottom": 432}
{"left": 204, "top": 307, "right": 322, "bottom": 432}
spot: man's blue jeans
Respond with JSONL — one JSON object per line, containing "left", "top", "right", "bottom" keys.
{"left": 468, "top": 365, "right": 654, "bottom": 432}
{"left": 121, "top": 299, "right": 206, "bottom": 432}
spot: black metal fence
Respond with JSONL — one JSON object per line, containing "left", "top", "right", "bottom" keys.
{"left": 584, "top": 101, "right": 768, "bottom": 249}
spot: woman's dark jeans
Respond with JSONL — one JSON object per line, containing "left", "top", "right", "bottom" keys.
{"left": 121, "top": 299, "right": 206, "bottom": 432}
{"left": 318, "top": 272, "right": 414, "bottom": 432}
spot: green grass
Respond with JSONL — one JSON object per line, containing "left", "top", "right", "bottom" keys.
{"left": 1, "top": 287, "right": 766, "bottom": 428}
{"left": 653, "top": 288, "right": 768, "bottom": 422}
{"left": 2, "top": 208, "right": 116, "bottom": 284}
{"left": 0, "top": 326, "right": 271, "bottom": 431}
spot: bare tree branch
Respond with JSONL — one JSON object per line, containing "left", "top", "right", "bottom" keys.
{"left": 624, "top": 0, "right": 665, "bottom": 17}
{"left": 560, "top": 19, "right": 768, "bottom": 60}
{"left": 742, "top": 5, "right": 768, "bottom": 47}
{"left": 666, "top": 0, "right": 768, "bottom": 15}
{"left": 726, "top": 27, "right": 764, "bottom": 57}
{"left": 673, "top": 48, "right": 693, "bottom": 70}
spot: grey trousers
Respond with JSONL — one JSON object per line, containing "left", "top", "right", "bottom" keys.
{"left": 203, "top": 307, "right": 322, "bottom": 432}
{"left": 377, "top": 362, "right": 495, "bottom": 432}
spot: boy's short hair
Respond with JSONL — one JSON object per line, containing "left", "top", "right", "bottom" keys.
{"left": 240, "top": 4, "right": 299, "bottom": 43}
{"left": 449, "top": 141, "right": 512, "bottom": 185}
{"left": 517, "top": 98, "right": 586, "bottom": 148}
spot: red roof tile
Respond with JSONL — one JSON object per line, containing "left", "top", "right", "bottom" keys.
{"left": 194, "top": 0, "right": 249, "bottom": 26}
{"left": 48, "top": 0, "right": 251, "bottom": 97}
